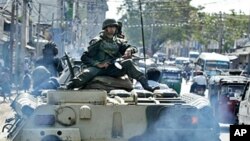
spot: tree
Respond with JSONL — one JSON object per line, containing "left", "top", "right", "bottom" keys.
{"left": 118, "top": 0, "right": 198, "bottom": 56}
{"left": 191, "top": 11, "right": 249, "bottom": 53}
{"left": 118, "top": 0, "right": 249, "bottom": 55}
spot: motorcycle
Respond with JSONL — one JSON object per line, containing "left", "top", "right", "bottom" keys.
{"left": 194, "top": 85, "right": 205, "bottom": 96}
{"left": 190, "top": 83, "right": 206, "bottom": 96}
{"left": 182, "top": 71, "right": 191, "bottom": 83}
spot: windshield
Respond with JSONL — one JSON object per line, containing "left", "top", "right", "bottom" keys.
{"left": 175, "top": 60, "right": 183, "bottom": 65}
{"left": 175, "top": 59, "right": 189, "bottom": 65}
{"left": 205, "top": 69, "right": 222, "bottom": 77}
{"left": 189, "top": 54, "right": 199, "bottom": 59}
{"left": 161, "top": 71, "right": 181, "bottom": 80}
{"left": 205, "top": 61, "right": 229, "bottom": 70}
{"left": 221, "top": 85, "right": 245, "bottom": 97}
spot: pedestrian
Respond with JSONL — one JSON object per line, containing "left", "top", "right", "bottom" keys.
{"left": 66, "top": 18, "right": 157, "bottom": 92}
{"left": 0, "top": 67, "right": 11, "bottom": 100}
{"left": 35, "top": 42, "right": 64, "bottom": 77}
{"left": 22, "top": 70, "right": 32, "bottom": 92}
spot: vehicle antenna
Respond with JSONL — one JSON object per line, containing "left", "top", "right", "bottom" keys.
{"left": 139, "top": 0, "right": 147, "bottom": 74}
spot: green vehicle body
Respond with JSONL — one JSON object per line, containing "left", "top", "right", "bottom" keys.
{"left": 158, "top": 66, "right": 182, "bottom": 94}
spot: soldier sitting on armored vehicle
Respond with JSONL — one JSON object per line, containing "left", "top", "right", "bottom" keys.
{"left": 31, "top": 66, "right": 60, "bottom": 96}
{"left": 66, "top": 18, "right": 157, "bottom": 92}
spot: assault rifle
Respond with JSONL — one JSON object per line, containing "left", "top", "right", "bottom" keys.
{"left": 64, "top": 52, "right": 75, "bottom": 79}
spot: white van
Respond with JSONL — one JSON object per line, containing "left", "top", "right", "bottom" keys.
{"left": 175, "top": 57, "right": 189, "bottom": 68}
{"left": 189, "top": 51, "right": 200, "bottom": 63}
{"left": 195, "top": 52, "right": 230, "bottom": 77}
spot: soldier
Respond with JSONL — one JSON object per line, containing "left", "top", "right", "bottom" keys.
{"left": 67, "top": 18, "right": 157, "bottom": 92}
{"left": 31, "top": 66, "right": 60, "bottom": 96}
{"left": 116, "top": 21, "right": 125, "bottom": 39}
{"left": 35, "top": 42, "right": 64, "bottom": 77}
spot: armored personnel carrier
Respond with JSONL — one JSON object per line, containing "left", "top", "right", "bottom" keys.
{"left": 3, "top": 55, "right": 220, "bottom": 141}
{"left": 4, "top": 90, "right": 220, "bottom": 141}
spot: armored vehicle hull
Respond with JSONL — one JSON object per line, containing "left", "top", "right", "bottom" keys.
{"left": 5, "top": 89, "right": 220, "bottom": 141}
{"left": 4, "top": 57, "right": 220, "bottom": 141}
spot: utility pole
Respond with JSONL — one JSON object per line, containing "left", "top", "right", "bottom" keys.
{"left": 10, "top": 0, "right": 16, "bottom": 80}
{"left": 16, "top": 0, "right": 29, "bottom": 86}
{"left": 51, "top": 13, "right": 54, "bottom": 37}
{"left": 138, "top": 0, "right": 147, "bottom": 74}
{"left": 218, "top": 11, "right": 223, "bottom": 54}
{"left": 248, "top": 13, "right": 250, "bottom": 37}
{"left": 21, "top": 0, "right": 29, "bottom": 55}
{"left": 14, "top": 0, "right": 19, "bottom": 90}
{"left": 73, "top": 0, "right": 76, "bottom": 19}
{"left": 61, "top": 0, "right": 65, "bottom": 56}
{"left": 52, "top": 13, "right": 54, "bottom": 28}
{"left": 73, "top": 0, "right": 79, "bottom": 47}
{"left": 36, "top": 3, "right": 41, "bottom": 49}
{"left": 247, "top": 13, "right": 250, "bottom": 75}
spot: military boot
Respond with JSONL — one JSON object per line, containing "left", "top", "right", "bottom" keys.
{"left": 137, "top": 76, "right": 159, "bottom": 92}
{"left": 66, "top": 78, "right": 83, "bottom": 89}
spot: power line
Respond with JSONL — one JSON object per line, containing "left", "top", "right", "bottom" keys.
{"left": 31, "top": 2, "right": 50, "bottom": 23}
{"left": 1, "top": 0, "right": 12, "bottom": 10}
{"left": 33, "top": 0, "right": 59, "bottom": 8}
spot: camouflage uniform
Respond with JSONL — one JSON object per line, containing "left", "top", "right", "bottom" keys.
{"left": 67, "top": 19, "right": 156, "bottom": 92}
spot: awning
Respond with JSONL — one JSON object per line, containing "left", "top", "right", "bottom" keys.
{"left": 227, "top": 55, "right": 238, "bottom": 60}
{"left": 4, "top": 19, "right": 11, "bottom": 24}
{"left": 25, "top": 45, "right": 35, "bottom": 50}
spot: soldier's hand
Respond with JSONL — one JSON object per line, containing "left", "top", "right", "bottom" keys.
{"left": 123, "top": 49, "right": 133, "bottom": 59}
{"left": 96, "top": 62, "right": 110, "bottom": 69}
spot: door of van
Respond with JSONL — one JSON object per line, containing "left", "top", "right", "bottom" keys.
{"left": 238, "top": 84, "right": 250, "bottom": 124}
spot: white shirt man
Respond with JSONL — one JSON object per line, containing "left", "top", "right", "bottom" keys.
{"left": 193, "top": 75, "right": 207, "bottom": 86}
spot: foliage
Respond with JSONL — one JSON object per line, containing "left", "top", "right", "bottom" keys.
{"left": 118, "top": 0, "right": 249, "bottom": 55}
{"left": 118, "top": 0, "right": 198, "bottom": 55}
{"left": 64, "top": 0, "right": 73, "bottom": 21}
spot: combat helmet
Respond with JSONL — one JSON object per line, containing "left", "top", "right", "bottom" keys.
{"left": 102, "top": 18, "right": 118, "bottom": 29}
